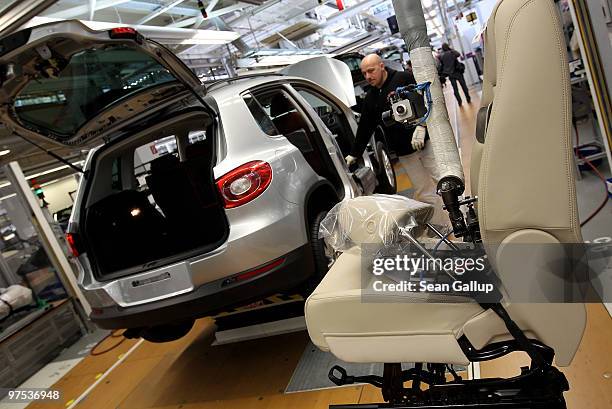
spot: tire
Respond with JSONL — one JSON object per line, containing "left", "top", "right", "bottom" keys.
{"left": 140, "top": 320, "right": 194, "bottom": 343}
{"left": 302, "top": 210, "right": 336, "bottom": 295}
{"left": 311, "top": 210, "right": 332, "bottom": 274}
{"left": 374, "top": 141, "right": 397, "bottom": 194}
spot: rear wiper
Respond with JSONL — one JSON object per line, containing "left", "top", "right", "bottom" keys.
{"left": 12, "top": 132, "right": 85, "bottom": 174}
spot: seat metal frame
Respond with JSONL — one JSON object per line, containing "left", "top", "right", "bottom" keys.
{"left": 322, "top": 221, "right": 571, "bottom": 409}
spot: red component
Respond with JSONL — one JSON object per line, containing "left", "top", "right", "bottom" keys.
{"left": 235, "top": 258, "right": 285, "bottom": 282}
{"left": 216, "top": 161, "right": 273, "bottom": 209}
{"left": 109, "top": 27, "right": 138, "bottom": 39}
{"left": 197, "top": 0, "right": 208, "bottom": 18}
{"left": 65, "top": 233, "right": 80, "bottom": 257}
{"left": 336, "top": 0, "right": 344, "bottom": 11}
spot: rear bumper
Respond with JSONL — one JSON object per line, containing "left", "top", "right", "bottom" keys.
{"left": 89, "top": 245, "right": 313, "bottom": 329}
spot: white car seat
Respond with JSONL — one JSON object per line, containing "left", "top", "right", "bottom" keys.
{"left": 304, "top": 0, "right": 585, "bottom": 406}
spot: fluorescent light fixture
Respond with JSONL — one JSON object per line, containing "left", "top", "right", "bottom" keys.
{"left": 40, "top": 175, "right": 77, "bottom": 188}
{"left": 27, "top": 161, "right": 84, "bottom": 180}
{"left": 3, "top": 233, "right": 16, "bottom": 241}
{"left": 0, "top": 160, "right": 84, "bottom": 190}
{"left": 0, "top": 150, "right": 10, "bottom": 156}
{"left": 26, "top": 17, "right": 240, "bottom": 45}
{"left": 0, "top": 193, "right": 16, "bottom": 201}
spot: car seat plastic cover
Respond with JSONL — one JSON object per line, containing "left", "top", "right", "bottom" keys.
{"left": 319, "top": 194, "right": 434, "bottom": 252}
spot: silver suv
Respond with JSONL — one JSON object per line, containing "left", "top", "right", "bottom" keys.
{"left": 0, "top": 21, "right": 396, "bottom": 341}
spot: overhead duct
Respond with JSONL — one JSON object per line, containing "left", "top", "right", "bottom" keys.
{"left": 262, "top": 21, "right": 319, "bottom": 46}
{"left": 211, "top": 16, "right": 251, "bottom": 54}
{"left": 329, "top": 32, "right": 385, "bottom": 55}
{"left": 392, "top": 0, "right": 471, "bottom": 239}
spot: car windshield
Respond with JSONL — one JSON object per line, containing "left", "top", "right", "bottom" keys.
{"left": 14, "top": 45, "right": 176, "bottom": 137}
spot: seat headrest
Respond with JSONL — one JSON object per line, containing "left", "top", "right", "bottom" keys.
{"left": 185, "top": 140, "right": 209, "bottom": 159}
{"left": 269, "top": 93, "right": 293, "bottom": 118}
{"left": 320, "top": 195, "right": 434, "bottom": 252}
{"left": 149, "top": 153, "right": 179, "bottom": 173}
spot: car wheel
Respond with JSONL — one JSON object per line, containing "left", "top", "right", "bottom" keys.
{"left": 302, "top": 210, "right": 337, "bottom": 295}
{"left": 374, "top": 141, "right": 397, "bottom": 194}
{"left": 140, "top": 320, "right": 194, "bottom": 343}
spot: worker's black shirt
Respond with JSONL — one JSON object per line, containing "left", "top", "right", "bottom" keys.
{"left": 351, "top": 68, "right": 427, "bottom": 157}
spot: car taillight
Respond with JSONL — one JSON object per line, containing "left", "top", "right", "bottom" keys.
{"left": 221, "top": 257, "right": 286, "bottom": 287}
{"left": 216, "top": 161, "right": 272, "bottom": 209}
{"left": 65, "top": 233, "right": 81, "bottom": 257}
{"left": 109, "top": 27, "right": 138, "bottom": 39}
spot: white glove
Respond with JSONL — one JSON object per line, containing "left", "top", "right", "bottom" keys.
{"left": 345, "top": 155, "right": 358, "bottom": 166}
{"left": 411, "top": 125, "right": 426, "bottom": 151}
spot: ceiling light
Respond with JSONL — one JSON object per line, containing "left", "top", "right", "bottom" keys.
{"left": 0, "top": 150, "right": 10, "bottom": 156}
{"left": 0, "top": 193, "right": 16, "bottom": 201}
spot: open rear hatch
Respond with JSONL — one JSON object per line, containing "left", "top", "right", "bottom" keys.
{"left": 0, "top": 20, "right": 229, "bottom": 280}
{"left": 0, "top": 19, "right": 206, "bottom": 147}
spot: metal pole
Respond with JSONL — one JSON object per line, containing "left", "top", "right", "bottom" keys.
{"left": 450, "top": 0, "right": 468, "bottom": 57}
{"left": 3, "top": 162, "right": 91, "bottom": 328}
{"left": 434, "top": 0, "right": 451, "bottom": 43}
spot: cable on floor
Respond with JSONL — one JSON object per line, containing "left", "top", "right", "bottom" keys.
{"left": 90, "top": 329, "right": 127, "bottom": 356}
{"left": 573, "top": 121, "right": 609, "bottom": 227}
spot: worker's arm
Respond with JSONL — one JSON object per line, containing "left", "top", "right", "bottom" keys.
{"left": 349, "top": 95, "right": 378, "bottom": 158}
{"left": 350, "top": 104, "right": 378, "bottom": 158}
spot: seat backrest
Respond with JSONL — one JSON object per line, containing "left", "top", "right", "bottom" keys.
{"left": 468, "top": 0, "right": 585, "bottom": 366}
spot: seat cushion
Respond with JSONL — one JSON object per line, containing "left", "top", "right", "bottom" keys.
{"left": 305, "top": 249, "right": 485, "bottom": 365}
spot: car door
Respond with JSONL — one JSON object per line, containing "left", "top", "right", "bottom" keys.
{"left": 291, "top": 85, "right": 356, "bottom": 158}
{"left": 0, "top": 19, "right": 212, "bottom": 149}
{"left": 288, "top": 82, "right": 378, "bottom": 171}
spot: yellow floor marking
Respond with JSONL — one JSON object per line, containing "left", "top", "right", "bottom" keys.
{"left": 395, "top": 173, "right": 413, "bottom": 191}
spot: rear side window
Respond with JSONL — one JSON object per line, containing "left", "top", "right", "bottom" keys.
{"left": 243, "top": 92, "right": 278, "bottom": 136}
{"left": 14, "top": 45, "right": 176, "bottom": 137}
{"left": 245, "top": 89, "right": 311, "bottom": 138}
{"left": 342, "top": 57, "right": 361, "bottom": 71}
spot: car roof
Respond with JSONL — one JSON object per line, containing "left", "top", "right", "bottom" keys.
{"left": 206, "top": 74, "right": 283, "bottom": 93}
{"left": 205, "top": 73, "right": 316, "bottom": 98}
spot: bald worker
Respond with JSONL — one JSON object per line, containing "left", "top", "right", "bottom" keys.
{"left": 346, "top": 54, "right": 448, "bottom": 227}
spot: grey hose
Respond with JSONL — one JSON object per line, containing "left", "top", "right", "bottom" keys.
{"left": 392, "top": 0, "right": 465, "bottom": 186}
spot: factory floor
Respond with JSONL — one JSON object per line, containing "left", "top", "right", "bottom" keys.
{"left": 17, "top": 303, "right": 612, "bottom": 409}
{"left": 8, "top": 84, "right": 611, "bottom": 409}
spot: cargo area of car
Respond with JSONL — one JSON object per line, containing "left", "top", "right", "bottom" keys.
{"left": 81, "top": 112, "right": 228, "bottom": 280}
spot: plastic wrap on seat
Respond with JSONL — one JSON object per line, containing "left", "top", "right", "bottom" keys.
{"left": 319, "top": 195, "right": 434, "bottom": 252}
{"left": 0, "top": 285, "right": 33, "bottom": 320}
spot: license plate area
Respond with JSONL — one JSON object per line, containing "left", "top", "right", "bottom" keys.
{"left": 115, "top": 262, "right": 194, "bottom": 306}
